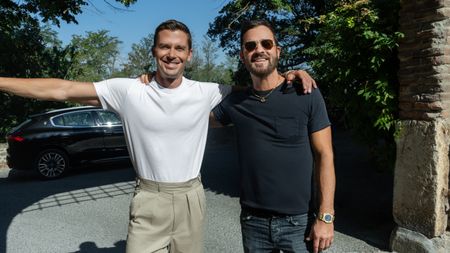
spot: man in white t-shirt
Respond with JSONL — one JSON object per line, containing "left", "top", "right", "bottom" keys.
{"left": 0, "top": 19, "right": 315, "bottom": 253}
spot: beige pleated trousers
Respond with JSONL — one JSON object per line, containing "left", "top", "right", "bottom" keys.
{"left": 126, "top": 177, "right": 206, "bottom": 253}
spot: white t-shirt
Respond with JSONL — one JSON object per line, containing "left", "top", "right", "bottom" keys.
{"left": 94, "top": 77, "right": 232, "bottom": 182}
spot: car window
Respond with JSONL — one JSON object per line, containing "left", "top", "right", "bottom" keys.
{"left": 52, "top": 112, "right": 96, "bottom": 127}
{"left": 97, "top": 111, "right": 121, "bottom": 126}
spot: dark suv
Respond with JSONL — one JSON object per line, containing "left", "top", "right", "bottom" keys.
{"left": 6, "top": 106, "right": 129, "bottom": 179}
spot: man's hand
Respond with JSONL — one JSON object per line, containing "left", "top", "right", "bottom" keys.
{"left": 284, "top": 70, "right": 317, "bottom": 94}
{"left": 139, "top": 72, "right": 154, "bottom": 84}
{"left": 306, "top": 219, "right": 334, "bottom": 253}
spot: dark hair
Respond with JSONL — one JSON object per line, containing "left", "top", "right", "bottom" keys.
{"left": 152, "top": 19, "right": 192, "bottom": 50}
{"left": 240, "top": 20, "right": 278, "bottom": 48}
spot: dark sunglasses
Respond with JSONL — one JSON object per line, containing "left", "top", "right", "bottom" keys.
{"left": 243, "top": 39, "right": 275, "bottom": 51}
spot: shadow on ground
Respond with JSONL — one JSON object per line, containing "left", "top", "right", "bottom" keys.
{"left": 333, "top": 130, "right": 394, "bottom": 250}
{"left": 0, "top": 162, "right": 135, "bottom": 253}
{"left": 69, "top": 240, "right": 126, "bottom": 253}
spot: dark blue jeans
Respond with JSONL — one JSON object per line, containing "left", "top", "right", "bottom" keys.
{"left": 240, "top": 210, "right": 313, "bottom": 253}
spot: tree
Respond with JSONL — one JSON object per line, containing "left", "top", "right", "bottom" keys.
{"left": 66, "top": 30, "right": 122, "bottom": 82}
{"left": 0, "top": 0, "right": 137, "bottom": 27}
{"left": 121, "top": 33, "right": 155, "bottom": 77}
{"left": 0, "top": 23, "right": 71, "bottom": 137}
{"left": 184, "top": 41, "right": 204, "bottom": 80}
{"left": 0, "top": 0, "right": 137, "bottom": 138}
{"left": 185, "top": 37, "right": 235, "bottom": 85}
{"left": 202, "top": 35, "right": 218, "bottom": 81}
{"left": 305, "top": 0, "right": 402, "bottom": 168}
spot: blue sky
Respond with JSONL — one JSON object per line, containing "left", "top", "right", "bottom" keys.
{"left": 52, "top": 0, "right": 232, "bottom": 64}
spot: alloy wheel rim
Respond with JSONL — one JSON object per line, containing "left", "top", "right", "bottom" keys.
{"left": 38, "top": 152, "right": 66, "bottom": 178}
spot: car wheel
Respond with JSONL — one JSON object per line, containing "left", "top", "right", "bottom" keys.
{"left": 35, "top": 149, "right": 69, "bottom": 179}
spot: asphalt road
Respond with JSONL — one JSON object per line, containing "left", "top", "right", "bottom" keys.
{"left": 0, "top": 127, "right": 393, "bottom": 253}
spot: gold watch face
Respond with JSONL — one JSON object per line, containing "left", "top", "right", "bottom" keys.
{"left": 319, "top": 213, "right": 334, "bottom": 223}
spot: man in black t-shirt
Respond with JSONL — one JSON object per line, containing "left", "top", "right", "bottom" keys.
{"left": 211, "top": 20, "right": 336, "bottom": 253}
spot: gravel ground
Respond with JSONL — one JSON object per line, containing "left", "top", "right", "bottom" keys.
{"left": 0, "top": 143, "right": 6, "bottom": 169}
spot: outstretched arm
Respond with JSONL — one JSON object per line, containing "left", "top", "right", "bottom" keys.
{"left": 139, "top": 70, "right": 317, "bottom": 94}
{"left": 71, "top": 98, "right": 101, "bottom": 106}
{"left": 0, "top": 77, "right": 100, "bottom": 104}
{"left": 306, "top": 126, "right": 335, "bottom": 253}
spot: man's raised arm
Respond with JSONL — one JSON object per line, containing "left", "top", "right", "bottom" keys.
{"left": 0, "top": 77, "right": 100, "bottom": 105}
{"left": 139, "top": 70, "right": 318, "bottom": 94}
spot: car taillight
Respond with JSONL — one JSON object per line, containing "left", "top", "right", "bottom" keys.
{"left": 7, "top": 135, "right": 25, "bottom": 142}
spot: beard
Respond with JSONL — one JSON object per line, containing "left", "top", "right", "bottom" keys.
{"left": 244, "top": 52, "right": 279, "bottom": 77}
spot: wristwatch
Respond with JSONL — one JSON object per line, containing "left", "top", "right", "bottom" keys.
{"left": 318, "top": 213, "right": 335, "bottom": 224}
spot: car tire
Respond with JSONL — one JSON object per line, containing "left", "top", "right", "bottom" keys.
{"left": 35, "top": 149, "right": 69, "bottom": 179}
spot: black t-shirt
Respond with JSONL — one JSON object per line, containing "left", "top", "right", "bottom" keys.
{"left": 213, "top": 82, "right": 331, "bottom": 215}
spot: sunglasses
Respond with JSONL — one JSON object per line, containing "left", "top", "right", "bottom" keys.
{"left": 243, "top": 39, "right": 275, "bottom": 52}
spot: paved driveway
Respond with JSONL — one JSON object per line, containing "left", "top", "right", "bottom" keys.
{"left": 0, "top": 127, "right": 392, "bottom": 252}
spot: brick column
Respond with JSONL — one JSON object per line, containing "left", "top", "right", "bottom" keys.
{"left": 391, "top": 0, "right": 450, "bottom": 252}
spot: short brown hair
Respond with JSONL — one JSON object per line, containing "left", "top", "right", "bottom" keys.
{"left": 152, "top": 19, "right": 192, "bottom": 50}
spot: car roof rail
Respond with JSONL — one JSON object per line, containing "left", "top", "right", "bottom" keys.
{"left": 29, "top": 106, "right": 100, "bottom": 118}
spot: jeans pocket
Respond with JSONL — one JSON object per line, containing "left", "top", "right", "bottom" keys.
{"left": 287, "top": 216, "right": 300, "bottom": 226}
{"left": 286, "top": 213, "right": 309, "bottom": 227}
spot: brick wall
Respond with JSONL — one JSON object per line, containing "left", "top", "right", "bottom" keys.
{"left": 398, "top": 0, "right": 450, "bottom": 120}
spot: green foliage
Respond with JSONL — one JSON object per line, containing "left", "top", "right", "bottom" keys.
{"left": 304, "top": 0, "right": 402, "bottom": 168}
{"left": 304, "top": 0, "right": 401, "bottom": 134}
{"left": 184, "top": 37, "right": 236, "bottom": 85}
{"left": 66, "top": 30, "right": 122, "bottom": 82}
{"left": 121, "top": 33, "right": 155, "bottom": 77}
{"left": 1, "top": 0, "right": 137, "bottom": 27}
{"left": 0, "top": 0, "right": 86, "bottom": 28}
{"left": 0, "top": 22, "right": 70, "bottom": 138}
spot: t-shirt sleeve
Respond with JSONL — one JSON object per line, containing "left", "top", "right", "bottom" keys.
{"left": 308, "top": 88, "right": 331, "bottom": 133}
{"left": 94, "top": 78, "right": 134, "bottom": 115}
{"left": 207, "top": 83, "right": 232, "bottom": 110}
{"left": 212, "top": 96, "right": 232, "bottom": 126}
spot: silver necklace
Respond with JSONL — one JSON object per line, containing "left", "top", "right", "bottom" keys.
{"left": 251, "top": 87, "right": 276, "bottom": 103}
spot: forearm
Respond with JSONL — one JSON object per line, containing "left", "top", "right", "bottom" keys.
{"left": 315, "top": 152, "right": 336, "bottom": 214}
{"left": 74, "top": 99, "right": 101, "bottom": 106}
{"left": 0, "top": 77, "right": 96, "bottom": 102}
{"left": 309, "top": 127, "right": 335, "bottom": 253}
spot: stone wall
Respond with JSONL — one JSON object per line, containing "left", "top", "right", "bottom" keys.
{"left": 392, "top": 0, "right": 450, "bottom": 252}
{"left": 393, "top": 120, "right": 449, "bottom": 236}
